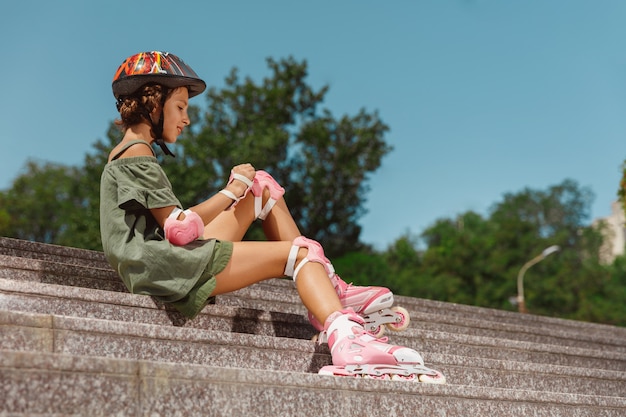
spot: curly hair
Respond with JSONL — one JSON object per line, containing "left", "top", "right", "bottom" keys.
{"left": 114, "top": 83, "right": 170, "bottom": 130}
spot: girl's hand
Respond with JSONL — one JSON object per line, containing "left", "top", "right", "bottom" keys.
{"left": 232, "top": 163, "right": 256, "bottom": 181}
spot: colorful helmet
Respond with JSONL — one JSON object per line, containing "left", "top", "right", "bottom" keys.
{"left": 112, "top": 51, "right": 206, "bottom": 99}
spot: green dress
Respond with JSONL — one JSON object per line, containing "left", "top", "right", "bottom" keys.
{"left": 99, "top": 140, "right": 233, "bottom": 318}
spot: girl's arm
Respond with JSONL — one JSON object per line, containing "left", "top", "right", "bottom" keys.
{"left": 150, "top": 163, "right": 255, "bottom": 227}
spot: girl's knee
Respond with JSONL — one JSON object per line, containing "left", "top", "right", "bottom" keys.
{"left": 284, "top": 236, "right": 334, "bottom": 282}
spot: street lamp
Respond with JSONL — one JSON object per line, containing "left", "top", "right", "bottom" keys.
{"left": 516, "top": 245, "right": 560, "bottom": 314}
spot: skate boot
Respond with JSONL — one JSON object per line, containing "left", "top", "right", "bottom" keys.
{"left": 308, "top": 273, "right": 410, "bottom": 338}
{"left": 318, "top": 309, "right": 445, "bottom": 383}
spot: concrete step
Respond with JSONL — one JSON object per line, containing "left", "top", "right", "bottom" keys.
{"left": 3, "top": 235, "right": 625, "bottom": 346}
{"left": 218, "top": 281, "right": 626, "bottom": 354}
{"left": 1, "top": 237, "right": 626, "bottom": 416}
{"left": 2, "top": 251, "right": 625, "bottom": 357}
{"left": 0, "top": 253, "right": 126, "bottom": 293}
{"left": 2, "top": 308, "right": 625, "bottom": 398}
{"left": 0, "top": 309, "right": 329, "bottom": 375}
{"left": 4, "top": 349, "right": 624, "bottom": 417}
{"left": 0, "top": 236, "right": 111, "bottom": 269}
{"left": 2, "top": 275, "right": 624, "bottom": 371}
{"left": 0, "top": 277, "right": 317, "bottom": 341}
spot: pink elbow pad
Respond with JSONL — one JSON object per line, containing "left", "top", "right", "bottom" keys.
{"left": 164, "top": 208, "right": 205, "bottom": 246}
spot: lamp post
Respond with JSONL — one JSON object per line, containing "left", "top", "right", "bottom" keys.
{"left": 516, "top": 245, "right": 560, "bottom": 314}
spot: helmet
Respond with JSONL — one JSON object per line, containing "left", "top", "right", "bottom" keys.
{"left": 112, "top": 51, "right": 206, "bottom": 99}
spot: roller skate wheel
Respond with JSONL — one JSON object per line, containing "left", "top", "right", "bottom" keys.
{"left": 368, "top": 324, "right": 386, "bottom": 338}
{"left": 418, "top": 370, "right": 446, "bottom": 384}
{"left": 364, "top": 373, "right": 391, "bottom": 380}
{"left": 391, "top": 373, "right": 419, "bottom": 382}
{"left": 386, "top": 306, "right": 410, "bottom": 332}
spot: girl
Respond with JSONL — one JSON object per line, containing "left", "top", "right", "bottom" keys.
{"left": 100, "top": 51, "right": 443, "bottom": 382}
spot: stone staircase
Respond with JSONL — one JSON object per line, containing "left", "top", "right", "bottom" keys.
{"left": 0, "top": 236, "right": 624, "bottom": 416}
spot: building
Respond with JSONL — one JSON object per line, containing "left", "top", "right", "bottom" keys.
{"left": 593, "top": 200, "right": 626, "bottom": 264}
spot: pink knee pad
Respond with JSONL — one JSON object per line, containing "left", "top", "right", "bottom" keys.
{"left": 164, "top": 208, "right": 204, "bottom": 246}
{"left": 251, "top": 170, "right": 285, "bottom": 220}
{"left": 284, "top": 236, "right": 335, "bottom": 282}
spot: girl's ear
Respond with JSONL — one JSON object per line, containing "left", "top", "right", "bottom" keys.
{"left": 150, "top": 105, "right": 162, "bottom": 124}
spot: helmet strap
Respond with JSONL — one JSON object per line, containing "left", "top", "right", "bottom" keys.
{"left": 151, "top": 114, "right": 175, "bottom": 157}
{"left": 155, "top": 138, "right": 175, "bottom": 157}
{"left": 140, "top": 91, "right": 176, "bottom": 158}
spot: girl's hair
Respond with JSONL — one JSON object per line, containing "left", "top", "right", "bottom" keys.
{"left": 114, "top": 83, "right": 172, "bottom": 131}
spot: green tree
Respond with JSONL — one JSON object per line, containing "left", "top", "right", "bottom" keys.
{"left": 333, "top": 250, "right": 392, "bottom": 290}
{"left": 0, "top": 160, "right": 83, "bottom": 244}
{"left": 382, "top": 233, "right": 431, "bottom": 298}
{"left": 337, "top": 178, "right": 624, "bottom": 326}
{"left": 1, "top": 57, "right": 391, "bottom": 257}
{"left": 418, "top": 211, "right": 499, "bottom": 306}
{"left": 488, "top": 179, "right": 607, "bottom": 318}
{"left": 61, "top": 125, "right": 123, "bottom": 250}
{"left": 600, "top": 254, "right": 626, "bottom": 326}
{"left": 164, "top": 57, "right": 392, "bottom": 256}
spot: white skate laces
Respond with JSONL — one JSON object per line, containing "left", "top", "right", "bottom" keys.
{"left": 318, "top": 309, "right": 446, "bottom": 383}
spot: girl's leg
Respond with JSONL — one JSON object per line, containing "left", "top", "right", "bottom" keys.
{"left": 261, "top": 197, "right": 301, "bottom": 241}
{"left": 205, "top": 180, "right": 340, "bottom": 323}
{"left": 212, "top": 241, "right": 342, "bottom": 324}
{"left": 202, "top": 192, "right": 257, "bottom": 241}
{"left": 204, "top": 187, "right": 301, "bottom": 242}
{"left": 210, "top": 220, "right": 441, "bottom": 382}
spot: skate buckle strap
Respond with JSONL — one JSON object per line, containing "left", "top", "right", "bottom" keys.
{"left": 284, "top": 244, "right": 300, "bottom": 277}
{"left": 220, "top": 171, "right": 254, "bottom": 209}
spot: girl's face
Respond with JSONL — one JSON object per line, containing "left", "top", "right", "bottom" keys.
{"left": 161, "top": 87, "right": 190, "bottom": 143}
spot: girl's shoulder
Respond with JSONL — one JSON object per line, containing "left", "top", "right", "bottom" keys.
{"left": 109, "top": 140, "right": 155, "bottom": 162}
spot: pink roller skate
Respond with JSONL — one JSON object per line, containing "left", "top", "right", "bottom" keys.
{"left": 286, "top": 236, "right": 410, "bottom": 338}
{"left": 309, "top": 274, "right": 410, "bottom": 338}
{"left": 318, "top": 310, "right": 445, "bottom": 383}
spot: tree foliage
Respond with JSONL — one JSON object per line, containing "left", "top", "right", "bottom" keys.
{"left": 163, "top": 57, "right": 392, "bottom": 255}
{"left": 0, "top": 125, "right": 122, "bottom": 250}
{"left": 0, "top": 57, "right": 391, "bottom": 257}
{"left": 0, "top": 160, "right": 83, "bottom": 244}
{"left": 335, "top": 179, "right": 624, "bottom": 326}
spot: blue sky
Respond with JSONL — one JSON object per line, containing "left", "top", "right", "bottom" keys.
{"left": 2, "top": 1, "right": 626, "bottom": 249}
